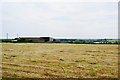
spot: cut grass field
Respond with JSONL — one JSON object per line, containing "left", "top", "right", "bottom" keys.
{"left": 1, "top": 43, "right": 118, "bottom": 78}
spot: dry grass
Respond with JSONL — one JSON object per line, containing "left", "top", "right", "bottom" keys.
{"left": 1, "top": 43, "right": 118, "bottom": 78}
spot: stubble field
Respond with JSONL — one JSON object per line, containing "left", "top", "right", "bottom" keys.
{"left": 1, "top": 43, "right": 118, "bottom": 78}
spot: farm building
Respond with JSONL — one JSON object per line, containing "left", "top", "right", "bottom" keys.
{"left": 18, "top": 37, "right": 55, "bottom": 42}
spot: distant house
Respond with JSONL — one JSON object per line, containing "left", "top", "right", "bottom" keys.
{"left": 11, "top": 40, "right": 18, "bottom": 43}
{"left": 19, "top": 37, "right": 55, "bottom": 42}
{"left": 93, "top": 42, "right": 101, "bottom": 44}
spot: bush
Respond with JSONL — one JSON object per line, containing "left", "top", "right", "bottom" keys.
{"left": 49, "top": 41, "right": 61, "bottom": 43}
{"left": 2, "top": 40, "right": 12, "bottom": 42}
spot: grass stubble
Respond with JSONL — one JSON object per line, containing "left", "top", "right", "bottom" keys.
{"left": 1, "top": 43, "right": 118, "bottom": 78}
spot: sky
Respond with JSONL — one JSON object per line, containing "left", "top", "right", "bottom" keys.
{"left": 1, "top": 0, "right": 118, "bottom": 39}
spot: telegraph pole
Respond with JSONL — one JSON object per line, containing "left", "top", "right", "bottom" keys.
{"left": 6, "top": 33, "right": 8, "bottom": 39}
{"left": 17, "top": 33, "right": 18, "bottom": 38}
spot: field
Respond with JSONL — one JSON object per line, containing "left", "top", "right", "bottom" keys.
{"left": 1, "top": 43, "right": 118, "bottom": 78}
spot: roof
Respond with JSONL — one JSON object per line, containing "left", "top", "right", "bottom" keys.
{"left": 19, "top": 37, "right": 53, "bottom": 39}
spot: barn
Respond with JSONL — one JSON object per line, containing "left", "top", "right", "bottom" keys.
{"left": 19, "top": 37, "right": 55, "bottom": 42}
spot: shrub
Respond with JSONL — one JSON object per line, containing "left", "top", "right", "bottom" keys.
{"left": 49, "top": 41, "right": 61, "bottom": 43}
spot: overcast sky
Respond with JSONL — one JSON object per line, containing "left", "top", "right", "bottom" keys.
{"left": 1, "top": 0, "right": 118, "bottom": 39}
